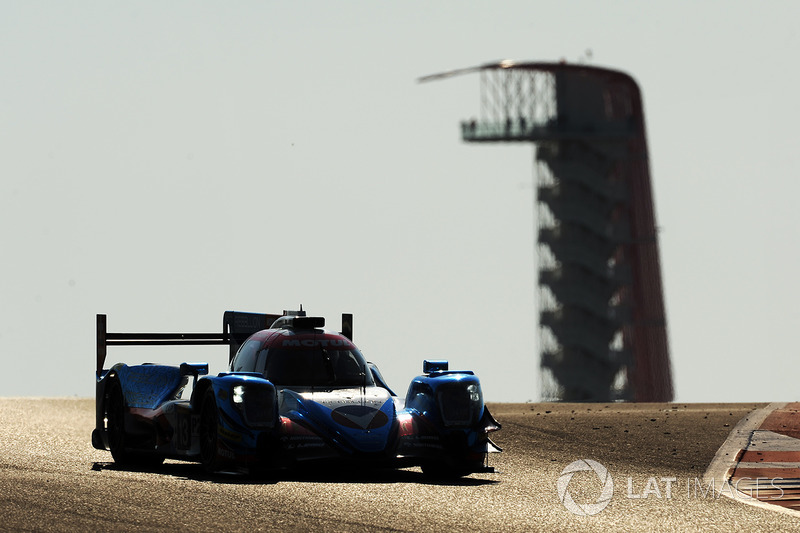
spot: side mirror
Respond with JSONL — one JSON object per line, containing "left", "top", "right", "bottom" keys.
{"left": 423, "top": 360, "right": 449, "bottom": 374}
{"left": 367, "top": 362, "right": 396, "bottom": 396}
{"left": 180, "top": 362, "right": 209, "bottom": 378}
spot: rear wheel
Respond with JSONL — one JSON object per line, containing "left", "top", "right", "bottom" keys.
{"left": 199, "top": 388, "right": 224, "bottom": 472}
{"left": 106, "top": 380, "right": 163, "bottom": 467}
{"left": 106, "top": 380, "right": 128, "bottom": 462}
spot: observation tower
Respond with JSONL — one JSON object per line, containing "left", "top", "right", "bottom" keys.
{"left": 422, "top": 61, "right": 673, "bottom": 401}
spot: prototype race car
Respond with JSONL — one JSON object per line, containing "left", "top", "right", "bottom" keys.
{"left": 92, "top": 309, "right": 501, "bottom": 477}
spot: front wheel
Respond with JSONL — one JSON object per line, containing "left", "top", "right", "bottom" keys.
{"left": 198, "top": 388, "right": 224, "bottom": 472}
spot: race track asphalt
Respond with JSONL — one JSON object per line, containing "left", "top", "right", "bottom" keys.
{"left": 2, "top": 399, "right": 799, "bottom": 531}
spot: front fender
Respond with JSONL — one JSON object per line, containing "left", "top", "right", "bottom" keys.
{"left": 405, "top": 372, "right": 485, "bottom": 430}
{"left": 194, "top": 374, "right": 279, "bottom": 432}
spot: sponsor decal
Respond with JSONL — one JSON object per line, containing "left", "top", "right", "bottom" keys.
{"left": 218, "top": 426, "right": 242, "bottom": 443}
{"left": 331, "top": 405, "right": 389, "bottom": 430}
{"left": 218, "top": 447, "right": 235, "bottom": 459}
{"left": 281, "top": 338, "right": 354, "bottom": 348}
{"left": 397, "top": 435, "right": 443, "bottom": 451}
{"left": 284, "top": 437, "right": 327, "bottom": 450}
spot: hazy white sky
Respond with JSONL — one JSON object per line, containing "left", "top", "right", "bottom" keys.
{"left": 2, "top": 1, "right": 799, "bottom": 402}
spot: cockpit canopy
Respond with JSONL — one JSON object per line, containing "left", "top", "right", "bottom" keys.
{"left": 231, "top": 332, "right": 374, "bottom": 388}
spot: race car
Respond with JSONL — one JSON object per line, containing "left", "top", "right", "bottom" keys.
{"left": 92, "top": 309, "right": 501, "bottom": 478}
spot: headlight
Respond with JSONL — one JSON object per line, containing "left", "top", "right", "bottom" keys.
{"left": 233, "top": 385, "right": 245, "bottom": 404}
{"left": 467, "top": 383, "right": 481, "bottom": 403}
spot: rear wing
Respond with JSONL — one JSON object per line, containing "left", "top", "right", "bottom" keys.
{"left": 96, "top": 311, "right": 355, "bottom": 377}
{"left": 96, "top": 311, "right": 279, "bottom": 377}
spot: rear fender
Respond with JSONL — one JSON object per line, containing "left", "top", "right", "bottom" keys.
{"left": 95, "top": 362, "right": 184, "bottom": 449}
{"left": 116, "top": 364, "right": 186, "bottom": 409}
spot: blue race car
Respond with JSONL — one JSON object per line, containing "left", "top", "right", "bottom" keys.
{"left": 92, "top": 309, "right": 501, "bottom": 477}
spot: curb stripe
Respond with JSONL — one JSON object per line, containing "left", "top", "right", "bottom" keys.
{"left": 740, "top": 451, "right": 800, "bottom": 463}
{"left": 703, "top": 402, "right": 800, "bottom": 517}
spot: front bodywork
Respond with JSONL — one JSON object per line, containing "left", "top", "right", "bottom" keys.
{"left": 194, "top": 375, "right": 501, "bottom": 472}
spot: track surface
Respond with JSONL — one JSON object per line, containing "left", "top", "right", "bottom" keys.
{"left": 2, "top": 399, "right": 800, "bottom": 531}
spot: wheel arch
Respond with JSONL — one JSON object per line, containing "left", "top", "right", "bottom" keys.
{"left": 191, "top": 377, "right": 216, "bottom": 412}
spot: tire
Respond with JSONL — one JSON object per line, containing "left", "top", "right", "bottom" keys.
{"left": 199, "top": 388, "right": 224, "bottom": 473}
{"left": 106, "top": 379, "right": 164, "bottom": 467}
{"left": 106, "top": 380, "right": 129, "bottom": 463}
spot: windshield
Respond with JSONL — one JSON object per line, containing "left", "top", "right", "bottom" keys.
{"left": 264, "top": 344, "right": 374, "bottom": 387}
